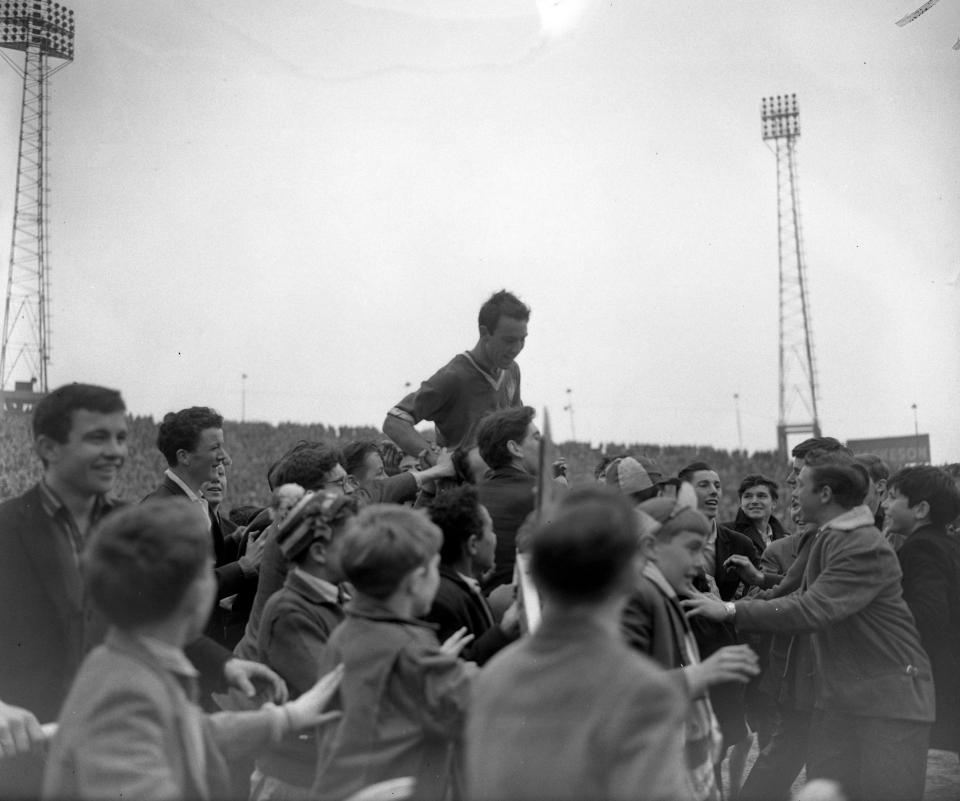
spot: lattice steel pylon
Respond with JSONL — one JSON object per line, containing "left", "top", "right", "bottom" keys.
{"left": 761, "top": 94, "right": 821, "bottom": 458}
{"left": 0, "top": 1, "right": 74, "bottom": 404}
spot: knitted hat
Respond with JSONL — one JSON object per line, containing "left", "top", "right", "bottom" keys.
{"left": 276, "top": 490, "right": 358, "bottom": 560}
{"left": 604, "top": 456, "right": 666, "bottom": 495}
{"left": 637, "top": 494, "right": 710, "bottom": 540}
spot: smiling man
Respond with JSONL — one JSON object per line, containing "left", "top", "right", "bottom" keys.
{"left": 383, "top": 290, "right": 529, "bottom": 464}
{"left": 677, "top": 461, "right": 757, "bottom": 601}
{"left": 143, "top": 406, "right": 259, "bottom": 648}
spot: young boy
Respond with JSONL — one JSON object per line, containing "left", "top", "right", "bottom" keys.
{"left": 42, "top": 500, "right": 343, "bottom": 801}
{"left": 466, "top": 486, "right": 690, "bottom": 801}
{"left": 622, "top": 497, "right": 759, "bottom": 801}
{"left": 253, "top": 491, "right": 358, "bottom": 799}
{"left": 310, "top": 504, "right": 475, "bottom": 801}
{"left": 884, "top": 465, "right": 960, "bottom": 753}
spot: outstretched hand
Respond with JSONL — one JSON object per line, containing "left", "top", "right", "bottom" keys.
{"left": 283, "top": 664, "right": 344, "bottom": 731}
{"left": 685, "top": 645, "right": 760, "bottom": 695}
{"left": 680, "top": 595, "right": 730, "bottom": 622}
{"left": 723, "top": 554, "right": 764, "bottom": 586}
{"left": 440, "top": 627, "right": 475, "bottom": 657}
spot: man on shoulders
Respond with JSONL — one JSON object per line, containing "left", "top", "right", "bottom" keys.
{"left": 383, "top": 290, "right": 529, "bottom": 464}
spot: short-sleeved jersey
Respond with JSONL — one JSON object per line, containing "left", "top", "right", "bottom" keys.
{"left": 388, "top": 352, "right": 522, "bottom": 451}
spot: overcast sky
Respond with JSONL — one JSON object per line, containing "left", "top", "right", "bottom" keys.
{"left": 1, "top": 0, "right": 958, "bottom": 460}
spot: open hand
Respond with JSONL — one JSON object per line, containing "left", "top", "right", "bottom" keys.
{"left": 440, "top": 627, "right": 475, "bottom": 657}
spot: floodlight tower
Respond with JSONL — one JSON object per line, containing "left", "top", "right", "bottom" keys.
{"left": 761, "top": 94, "right": 821, "bottom": 458}
{"left": 0, "top": 0, "right": 74, "bottom": 407}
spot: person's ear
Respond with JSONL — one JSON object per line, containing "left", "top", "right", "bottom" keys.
{"left": 506, "top": 439, "right": 522, "bottom": 459}
{"left": 308, "top": 540, "right": 327, "bottom": 565}
{"left": 35, "top": 435, "right": 61, "bottom": 466}
{"left": 639, "top": 535, "right": 657, "bottom": 563}
{"left": 478, "top": 324, "right": 491, "bottom": 339}
{"left": 913, "top": 499, "right": 931, "bottom": 523}
{"left": 466, "top": 535, "right": 479, "bottom": 557}
{"left": 176, "top": 448, "right": 191, "bottom": 467}
{"left": 876, "top": 479, "right": 888, "bottom": 500}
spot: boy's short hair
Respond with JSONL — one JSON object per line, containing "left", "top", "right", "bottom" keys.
{"left": 156, "top": 407, "right": 223, "bottom": 467}
{"left": 530, "top": 486, "right": 639, "bottom": 604}
{"left": 340, "top": 504, "right": 442, "bottom": 600}
{"left": 637, "top": 497, "right": 711, "bottom": 542}
{"left": 737, "top": 474, "right": 779, "bottom": 501}
{"left": 429, "top": 485, "right": 485, "bottom": 565}
{"left": 804, "top": 452, "right": 868, "bottom": 509}
{"left": 476, "top": 406, "right": 535, "bottom": 470}
{"left": 33, "top": 383, "right": 125, "bottom": 442}
{"left": 84, "top": 500, "right": 210, "bottom": 629}
{"left": 853, "top": 453, "right": 890, "bottom": 483}
{"left": 888, "top": 466, "right": 960, "bottom": 527}
{"left": 341, "top": 439, "right": 381, "bottom": 478}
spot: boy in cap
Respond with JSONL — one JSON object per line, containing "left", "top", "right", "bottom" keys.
{"left": 603, "top": 455, "right": 672, "bottom": 503}
{"left": 466, "top": 486, "right": 690, "bottom": 801}
{"left": 622, "top": 497, "right": 759, "bottom": 801}
{"left": 311, "top": 505, "right": 475, "bottom": 801}
{"left": 42, "top": 500, "right": 343, "bottom": 801}
{"left": 253, "top": 491, "right": 359, "bottom": 799}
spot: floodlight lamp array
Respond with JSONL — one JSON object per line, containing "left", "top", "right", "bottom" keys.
{"left": 761, "top": 94, "right": 800, "bottom": 140}
{"left": 0, "top": 0, "right": 74, "bottom": 60}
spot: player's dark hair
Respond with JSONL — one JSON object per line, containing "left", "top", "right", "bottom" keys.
{"left": 804, "top": 452, "right": 868, "bottom": 508}
{"left": 792, "top": 436, "right": 850, "bottom": 459}
{"left": 853, "top": 453, "right": 890, "bottom": 483}
{"left": 678, "top": 461, "right": 714, "bottom": 483}
{"left": 738, "top": 474, "right": 779, "bottom": 501}
{"left": 342, "top": 439, "right": 381, "bottom": 479}
{"left": 478, "top": 289, "right": 530, "bottom": 333}
{"left": 272, "top": 442, "right": 342, "bottom": 490}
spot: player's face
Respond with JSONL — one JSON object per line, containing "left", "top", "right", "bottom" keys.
{"left": 481, "top": 316, "right": 527, "bottom": 371}
{"left": 654, "top": 530, "right": 706, "bottom": 596}
{"left": 473, "top": 505, "right": 497, "bottom": 574}
{"left": 43, "top": 409, "right": 128, "bottom": 497}
{"left": 691, "top": 470, "right": 721, "bottom": 520}
{"left": 740, "top": 485, "right": 774, "bottom": 523}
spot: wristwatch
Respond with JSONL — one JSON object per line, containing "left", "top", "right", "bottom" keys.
{"left": 724, "top": 602, "right": 736, "bottom": 620}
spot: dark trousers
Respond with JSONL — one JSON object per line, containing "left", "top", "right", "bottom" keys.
{"left": 739, "top": 707, "right": 810, "bottom": 801}
{"left": 806, "top": 710, "right": 930, "bottom": 801}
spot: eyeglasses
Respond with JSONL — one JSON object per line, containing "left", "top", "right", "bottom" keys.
{"left": 324, "top": 475, "right": 358, "bottom": 492}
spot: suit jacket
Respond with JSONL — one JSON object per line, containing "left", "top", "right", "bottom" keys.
{"left": 42, "top": 629, "right": 284, "bottom": 801}
{"left": 0, "top": 486, "right": 107, "bottom": 723}
{"left": 726, "top": 510, "right": 788, "bottom": 559}
{"left": 424, "top": 565, "right": 513, "bottom": 666}
{"left": 466, "top": 610, "right": 690, "bottom": 801}
{"left": 736, "top": 506, "right": 935, "bottom": 722}
{"left": 898, "top": 524, "right": 960, "bottom": 750}
{"left": 710, "top": 524, "right": 760, "bottom": 601}
{"left": 143, "top": 477, "right": 253, "bottom": 647}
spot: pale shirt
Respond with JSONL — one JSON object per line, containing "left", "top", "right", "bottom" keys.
{"left": 702, "top": 519, "right": 718, "bottom": 578}
{"left": 163, "top": 469, "right": 211, "bottom": 530}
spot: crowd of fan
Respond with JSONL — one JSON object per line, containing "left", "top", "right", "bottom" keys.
{"left": 0, "top": 409, "right": 781, "bottom": 521}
